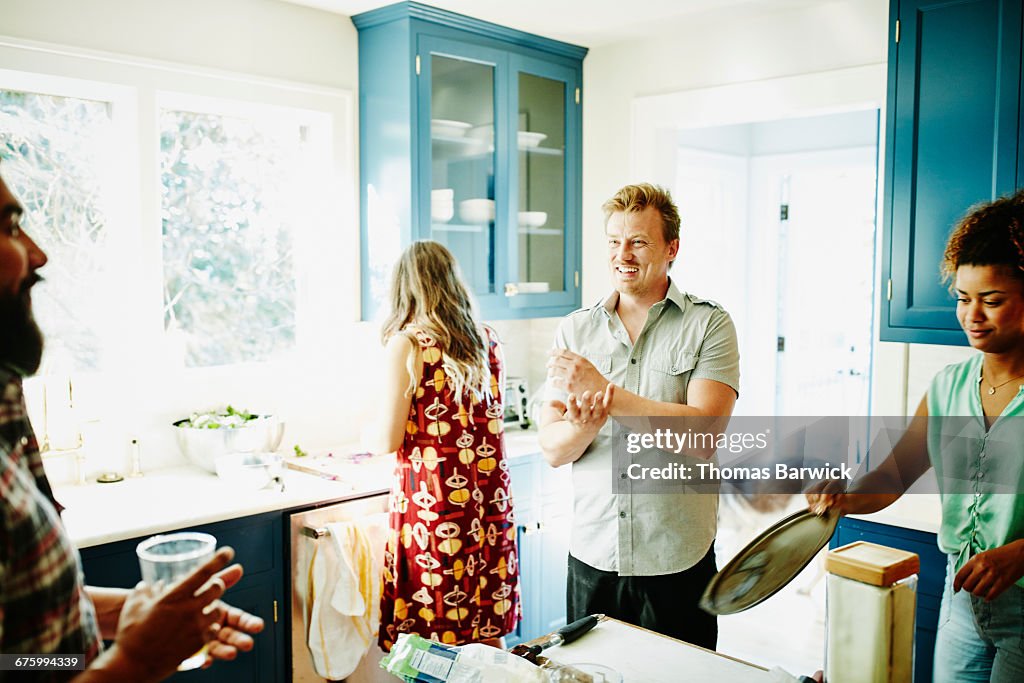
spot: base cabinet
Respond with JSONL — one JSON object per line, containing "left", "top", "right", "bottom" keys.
{"left": 832, "top": 517, "right": 946, "bottom": 683}
{"left": 507, "top": 453, "right": 571, "bottom": 646}
{"left": 78, "top": 511, "right": 286, "bottom": 682}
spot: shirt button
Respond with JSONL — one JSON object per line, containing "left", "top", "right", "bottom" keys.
{"left": 619, "top": 511, "right": 627, "bottom": 518}
{"left": 20, "top": 436, "right": 29, "bottom": 446}
{"left": 630, "top": 359, "right": 637, "bottom": 365}
{"left": 620, "top": 472, "right": 627, "bottom": 479}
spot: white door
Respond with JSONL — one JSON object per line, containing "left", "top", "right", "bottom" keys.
{"left": 750, "top": 147, "right": 877, "bottom": 416}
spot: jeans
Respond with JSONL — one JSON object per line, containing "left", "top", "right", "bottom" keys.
{"left": 933, "top": 557, "right": 1024, "bottom": 683}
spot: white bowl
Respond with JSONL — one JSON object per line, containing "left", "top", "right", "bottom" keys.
{"left": 432, "top": 201, "right": 455, "bottom": 223}
{"left": 214, "top": 451, "right": 283, "bottom": 490}
{"left": 431, "top": 119, "right": 472, "bottom": 138}
{"left": 173, "top": 415, "right": 284, "bottom": 473}
{"left": 518, "top": 131, "right": 547, "bottom": 148}
{"left": 459, "top": 198, "right": 496, "bottom": 224}
{"left": 431, "top": 188, "right": 454, "bottom": 201}
{"left": 518, "top": 211, "right": 548, "bottom": 228}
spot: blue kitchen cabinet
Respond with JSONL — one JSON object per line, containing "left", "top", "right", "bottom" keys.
{"left": 353, "top": 2, "right": 586, "bottom": 321}
{"left": 507, "top": 452, "right": 571, "bottom": 646}
{"left": 831, "top": 516, "right": 946, "bottom": 683}
{"left": 78, "top": 511, "right": 285, "bottom": 683}
{"left": 880, "top": 0, "right": 1023, "bottom": 344}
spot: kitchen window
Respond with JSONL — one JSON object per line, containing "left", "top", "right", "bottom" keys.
{"left": 0, "top": 86, "right": 118, "bottom": 373}
{"left": 0, "top": 50, "right": 353, "bottom": 468}
{"left": 159, "top": 96, "right": 330, "bottom": 368}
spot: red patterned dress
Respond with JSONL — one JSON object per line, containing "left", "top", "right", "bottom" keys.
{"left": 378, "top": 327, "right": 520, "bottom": 651}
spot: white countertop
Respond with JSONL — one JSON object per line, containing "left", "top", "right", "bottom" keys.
{"left": 56, "top": 428, "right": 543, "bottom": 550}
{"left": 55, "top": 461, "right": 391, "bottom": 549}
{"left": 546, "top": 619, "right": 772, "bottom": 682}
{"left": 848, "top": 494, "right": 942, "bottom": 535}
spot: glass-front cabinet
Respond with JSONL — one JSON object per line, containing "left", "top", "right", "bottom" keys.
{"left": 354, "top": 2, "right": 586, "bottom": 320}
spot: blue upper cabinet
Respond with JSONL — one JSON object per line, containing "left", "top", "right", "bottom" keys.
{"left": 881, "top": 0, "right": 1023, "bottom": 345}
{"left": 353, "top": 2, "right": 587, "bottom": 320}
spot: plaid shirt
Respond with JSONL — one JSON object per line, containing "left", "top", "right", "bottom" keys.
{"left": 0, "top": 367, "right": 100, "bottom": 679}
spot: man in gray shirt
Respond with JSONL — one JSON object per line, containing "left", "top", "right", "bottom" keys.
{"left": 540, "top": 183, "right": 740, "bottom": 649}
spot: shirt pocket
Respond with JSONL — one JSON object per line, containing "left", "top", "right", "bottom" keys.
{"left": 650, "top": 352, "right": 698, "bottom": 404}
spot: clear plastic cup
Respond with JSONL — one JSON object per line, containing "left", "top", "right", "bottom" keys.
{"left": 571, "top": 663, "right": 623, "bottom": 683}
{"left": 136, "top": 531, "right": 217, "bottom": 670}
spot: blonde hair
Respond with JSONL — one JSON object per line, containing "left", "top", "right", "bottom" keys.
{"left": 381, "top": 240, "right": 491, "bottom": 401}
{"left": 601, "top": 182, "right": 681, "bottom": 243}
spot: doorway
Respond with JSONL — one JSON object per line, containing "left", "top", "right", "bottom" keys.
{"left": 671, "top": 109, "right": 879, "bottom": 417}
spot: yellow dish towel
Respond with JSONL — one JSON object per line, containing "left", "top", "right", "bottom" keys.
{"left": 302, "top": 513, "right": 388, "bottom": 680}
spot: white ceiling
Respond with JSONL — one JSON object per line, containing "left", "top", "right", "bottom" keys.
{"left": 280, "top": 0, "right": 819, "bottom": 47}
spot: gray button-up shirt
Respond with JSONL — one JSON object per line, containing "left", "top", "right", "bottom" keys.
{"left": 545, "top": 280, "right": 740, "bottom": 575}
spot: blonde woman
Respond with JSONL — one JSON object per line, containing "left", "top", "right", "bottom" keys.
{"left": 371, "top": 240, "right": 520, "bottom": 651}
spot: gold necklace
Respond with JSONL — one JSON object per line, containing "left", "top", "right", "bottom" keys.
{"left": 981, "top": 368, "right": 1024, "bottom": 396}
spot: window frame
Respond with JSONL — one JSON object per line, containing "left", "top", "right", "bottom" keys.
{"left": 0, "top": 38, "right": 356, "bottom": 470}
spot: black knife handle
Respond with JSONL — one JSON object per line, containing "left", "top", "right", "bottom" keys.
{"left": 556, "top": 613, "right": 602, "bottom": 645}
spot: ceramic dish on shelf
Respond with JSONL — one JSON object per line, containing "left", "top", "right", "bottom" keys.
{"left": 431, "top": 201, "right": 454, "bottom": 223}
{"left": 431, "top": 188, "right": 455, "bottom": 223}
{"left": 518, "top": 210, "right": 548, "bottom": 228}
{"left": 459, "top": 198, "right": 495, "bottom": 223}
{"left": 431, "top": 119, "right": 472, "bottom": 138}
{"left": 518, "top": 131, "right": 547, "bottom": 148}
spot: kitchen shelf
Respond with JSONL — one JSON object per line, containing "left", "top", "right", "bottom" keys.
{"left": 436, "top": 146, "right": 565, "bottom": 164}
{"left": 432, "top": 135, "right": 488, "bottom": 148}
{"left": 517, "top": 227, "right": 562, "bottom": 235}
{"left": 432, "top": 222, "right": 485, "bottom": 232}
{"left": 519, "top": 146, "right": 563, "bottom": 156}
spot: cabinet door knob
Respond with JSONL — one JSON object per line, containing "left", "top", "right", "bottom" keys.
{"left": 505, "top": 283, "right": 519, "bottom": 297}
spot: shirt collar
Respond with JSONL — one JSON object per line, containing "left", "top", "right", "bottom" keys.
{"left": 599, "top": 277, "right": 688, "bottom": 317}
{"left": 0, "top": 363, "right": 21, "bottom": 393}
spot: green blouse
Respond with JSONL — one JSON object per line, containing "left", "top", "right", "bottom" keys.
{"left": 927, "top": 353, "right": 1024, "bottom": 585}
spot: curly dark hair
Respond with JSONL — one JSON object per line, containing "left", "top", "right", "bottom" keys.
{"left": 942, "top": 189, "right": 1024, "bottom": 283}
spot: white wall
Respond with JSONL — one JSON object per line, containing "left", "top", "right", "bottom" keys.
{"left": 4, "top": 0, "right": 359, "bottom": 89}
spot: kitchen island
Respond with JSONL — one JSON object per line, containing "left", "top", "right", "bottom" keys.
{"left": 545, "top": 618, "right": 774, "bottom": 682}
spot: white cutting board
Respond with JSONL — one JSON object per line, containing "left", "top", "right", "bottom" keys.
{"left": 545, "top": 619, "right": 774, "bottom": 683}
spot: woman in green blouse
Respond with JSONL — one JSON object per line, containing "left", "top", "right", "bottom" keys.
{"left": 808, "top": 190, "right": 1024, "bottom": 682}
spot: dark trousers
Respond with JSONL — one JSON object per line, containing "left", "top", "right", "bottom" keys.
{"left": 566, "top": 544, "right": 718, "bottom": 650}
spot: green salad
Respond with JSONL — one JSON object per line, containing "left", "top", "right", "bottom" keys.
{"left": 181, "top": 405, "right": 259, "bottom": 429}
